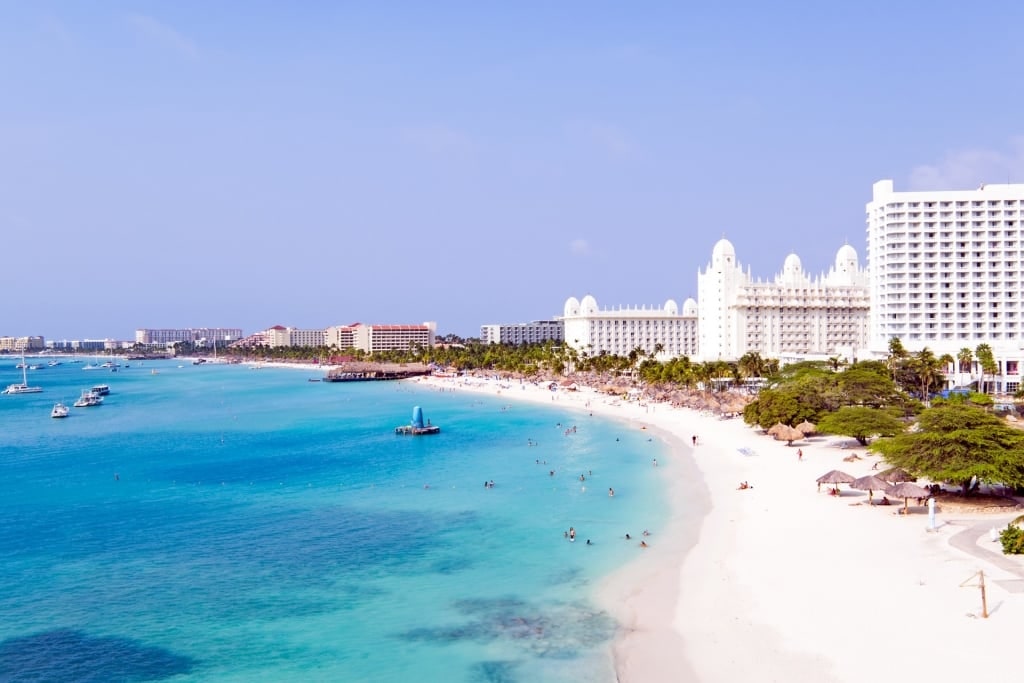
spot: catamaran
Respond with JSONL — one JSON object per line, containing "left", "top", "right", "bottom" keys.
{"left": 3, "top": 356, "right": 43, "bottom": 394}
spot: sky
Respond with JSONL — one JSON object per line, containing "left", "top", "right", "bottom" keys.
{"left": 3, "top": 1, "right": 1024, "bottom": 341}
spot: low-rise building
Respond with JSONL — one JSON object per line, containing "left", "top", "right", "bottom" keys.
{"left": 480, "top": 320, "right": 564, "bottom": 345}
{"left": 560, "top": 296, "right": 698, "bottom": 360}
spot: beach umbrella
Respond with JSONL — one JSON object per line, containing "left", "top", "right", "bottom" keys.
{"left": 795, "top": 420, "right": 817, "bottom": 435}
{"left": 816, "top": 469, "right": 855, "bottom": 493}
{"left": 773, "top": 425, "right": 804, "bottom": 444}
{"left": 851, "top": 474, "right": 891, "bottom": 502}
{"left": 878, "top": 467, "right": 916, "bottom": 483}
{"left": 767, "top": 422, "right": 788, "bottom": 436}
{"left": 885, "top": 481, "right": 932, "bottom": 513}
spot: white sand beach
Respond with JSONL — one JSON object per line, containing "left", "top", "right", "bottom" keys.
{"left": 414, "top": 374, "right": 1024, "bottom": 682}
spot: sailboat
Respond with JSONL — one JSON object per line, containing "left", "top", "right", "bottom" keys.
{"left": 3, "top": 355, "right": 43, "bottom": 394}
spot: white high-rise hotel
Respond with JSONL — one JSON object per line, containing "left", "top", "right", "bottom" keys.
{"left": 556, "top": 179, "right": 1024, "bottom": 392}
{"left": 867, "top": 179, "right": 1024, "bottom": 391}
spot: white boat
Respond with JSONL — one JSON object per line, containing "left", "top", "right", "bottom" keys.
{"left": 3, "top": 356, "right": 43, "bottom": 395}
{"left": 48, "top": 360, "right": 62, "bottom": 367}
{"left": 73, "top": 390, "right": 103, "bottom": 407}
{"left": 91, "top": 384, "right": 111, "bottom": 396}
{"left": 51, "top": 402, "right": 70, "bottom": 418}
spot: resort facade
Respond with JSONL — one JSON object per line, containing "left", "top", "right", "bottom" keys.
{"left": 696, "top": 239, "right": 871, "bottom": 363}
{"left": 560, "top": 295, "right": 699, "bottom": 361}
{"left": 135, "top": 328, "right": 243, "bottom": 345}
{"left": 550, "top": 179, "right": 1024, "bottom": 394}
{"left": 480, "top": 320, "right": 564, "bottom": 345}
{"left": 867, "top": 180, "right": 1024, "bottom": 392}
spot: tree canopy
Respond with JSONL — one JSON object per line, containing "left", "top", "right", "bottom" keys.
{"left": 816, "top": 406, "right": 906, "bottom": 446}
{"left": 869, "top": 403, "right": 1024, "bottom": 495}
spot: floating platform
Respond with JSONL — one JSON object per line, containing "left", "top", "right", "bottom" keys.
{"left": 395, "top": 424, "right": 441, "bottom": 435}
{"left": 395, "top": 405, "right": 440, "bottom": 435}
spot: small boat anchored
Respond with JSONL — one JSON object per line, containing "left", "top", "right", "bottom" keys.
{"left": 51, "top": 402, "right": 70, "bottom": 418}
{"left": 395, "top": 406, "right": 440, "bottom": 435}
{"left": 73, "top": 390, "right": 104, "bottom": 408}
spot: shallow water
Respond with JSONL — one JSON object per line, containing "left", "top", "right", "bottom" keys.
{"left": 0, "top": 361, "right": 673, "bottom": 682}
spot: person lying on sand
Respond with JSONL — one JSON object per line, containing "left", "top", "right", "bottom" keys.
{"left": 737, "top": 481, "right": 752, "bottom": 490}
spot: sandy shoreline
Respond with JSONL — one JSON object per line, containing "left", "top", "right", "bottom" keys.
{"left": 408, "top": 372, "right": 1024, "bottom": 682}
{"left": 255, "top": 361, "right": 1024, "bottom": 681}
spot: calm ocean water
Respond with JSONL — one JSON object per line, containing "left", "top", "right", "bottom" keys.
{"left": 0, "top": 359, "right": 673, "bottom": 683}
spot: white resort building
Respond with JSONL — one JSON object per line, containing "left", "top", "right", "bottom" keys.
{"left": 867, "top": 179, "right": 1024, "bottom": 393}
{"left": 480, "top": 320, "right": 564, "bottom": 345}
{"left": 560, "top": 295, "right": 698, "bottom": 360}
{"left": 696, "top": 239, "right": 871, "bottom": 362}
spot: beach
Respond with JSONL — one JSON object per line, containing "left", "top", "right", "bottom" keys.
{"left": 414, "top": 373, "right": 1024, "bottom": 682}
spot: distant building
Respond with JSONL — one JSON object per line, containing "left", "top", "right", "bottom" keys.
{"left": 135, "top": 328, "right": 242, "bottom": 345}
{"left": 264, "top": 325, "right": 326, "bottom": 348}
{"left": 560, "top": 296, "right": 698, "bottom": 360}
{"left": 697, "top": 239, "right": 871, "bottom": 361}
{"left": 350, "top": 322, "right": 436, "bottom": 353}
{"left": 0, "top": 336, "right": 45, "bottom": 352}
{"left": 325, "top": 325, "right": 356, "bottom": 350}
{"left": 480, "top": 320, "right": 564, "bottom": 345}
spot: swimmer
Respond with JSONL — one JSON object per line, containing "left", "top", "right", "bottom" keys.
{"left": 642, "top": 529, "right": 650, "bottom": 536}
{"left": 640, "top": 541, "right": 648, "bottom": 548}
{"left": 608, "top": 487, "right": 615, "bottom": 497}
{"left": 625, "top": 533, "right": 631, "bottom": 540}
{"left": 586, "top": 539, "right": 592, "bottom": 545}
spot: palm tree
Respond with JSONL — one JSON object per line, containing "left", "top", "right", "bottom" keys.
{"left": 956, "top": 347, "right": 974, "bottom": 388}
{"left": 887, "top": 337, "right": 907, "bottom": 381}
{"left": 908, "top": 348, "right": 945, "bottom": 401}
{"left": 976, "top": 343, "right": 997, "bottom": 395}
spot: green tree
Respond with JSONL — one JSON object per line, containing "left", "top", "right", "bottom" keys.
{"left": 870, "top": 403, "right": 1024, "bottom": 495}
{"left": 816, "top": 406, "right": 906, "bottom": 446}
{"left": 887, "top": 337, "right": 907, "bottom": 381}
{"left": 957, "top": 347, "right": 974, "bottom": 379}
{"left": 975, "top": 343, "right": 997, "bottom": 395}
{"left": 836, "top": 365, "right": 902, "bottom": 408}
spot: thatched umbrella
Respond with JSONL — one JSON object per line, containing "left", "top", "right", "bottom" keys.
{"left": 816, "top": 469, "right": 855, "bottom": 493}
{"left": 851, "top": 474, "right": 891, "bottom": 503}
{"left": 773, "top": 424, "right": 804, "bottom": 445}
{"left": 878, "top": 467, "right": 916, "bottom": 483}
{"left": 795, "top": 420, "right": 817, "bottom": 435}
{"left": 767, "top": 422, "right": 788, "bottom": 436}
{"left": 885, "top": 482, "right": 933, "bottom": 513}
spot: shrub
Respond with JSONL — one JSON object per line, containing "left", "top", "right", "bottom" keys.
{"left": 999, "top": 523, "right": 1024, "bottom": 554}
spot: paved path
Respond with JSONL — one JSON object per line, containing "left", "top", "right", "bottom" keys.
{"left": 948, "top": 517, "right": 1024, "bottom": 592}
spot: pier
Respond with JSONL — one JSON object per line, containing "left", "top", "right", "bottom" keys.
{"left": 323, "top": 362, "right": 431, "bottom": 382}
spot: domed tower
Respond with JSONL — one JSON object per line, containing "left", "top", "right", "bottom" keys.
{"left": 698, "top": 238, "right": 745, "bottom": 361}
{"left": 561, "top": 295, "right": 599, "bottom": 358}
{"left": 663, "top": 299, "right": 679, "bottom": 316}
{"left": 827, "top": 244, "right": 861, "bottom": 285}
{"left": 779, "top": 253, "right": 807, "bottom": 285}
{"left": 682, "top": 297, "right": 698, "bottom": 318}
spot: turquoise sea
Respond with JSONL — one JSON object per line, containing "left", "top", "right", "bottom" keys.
{"left": 0, "top": 359, "right": 674, "bottom": 683}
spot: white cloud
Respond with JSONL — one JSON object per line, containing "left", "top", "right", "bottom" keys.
{"left": 908, "top": 137, "right": 1024, "bottom": 190}
{"left": 569, "top": 238, "right": 591, "bottom": 256}
{"left": 125, "top": 13, "right": 199, "bottom": 60}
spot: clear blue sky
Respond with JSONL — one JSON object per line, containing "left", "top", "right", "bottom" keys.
{"left": 3, "top": 2, "right": 1024, "bottom": 341}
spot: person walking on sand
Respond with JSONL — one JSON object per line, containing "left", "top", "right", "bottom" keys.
{"left": 797, "top": 448, "right": 803, "bottom": 461}
{"left": 692, "top": 435, "right": 697, "bottom": 446}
